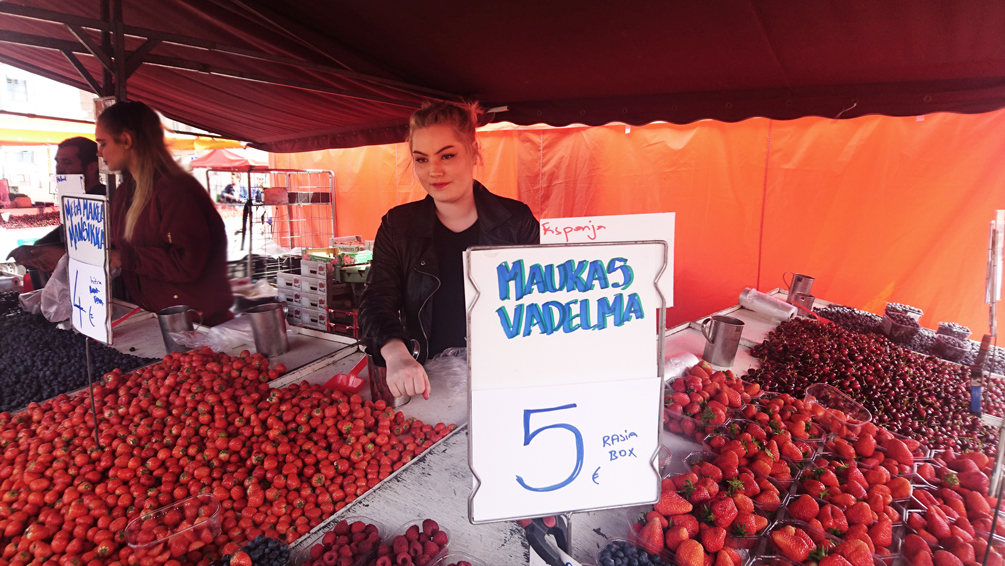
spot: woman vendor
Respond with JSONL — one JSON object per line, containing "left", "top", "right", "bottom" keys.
{"left": 97, "top": 101, "right": 234, "bottom": 326}
{"left": 360, "top": 102, "right": 540, "bottom": 399}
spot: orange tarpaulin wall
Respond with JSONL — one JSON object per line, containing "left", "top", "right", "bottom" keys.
{"left": 271, "top": 110, "right": 1005, "bottom": 334}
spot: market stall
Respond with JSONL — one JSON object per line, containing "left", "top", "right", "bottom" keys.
{"left": 0, "top": 2, "right": 1003, "bottom": 566}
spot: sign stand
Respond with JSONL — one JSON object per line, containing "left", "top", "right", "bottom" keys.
{"left": 466, "top": 241, "right": 668, "bottom": 533}
{"left": 85, "top": 338, "right": 101, "bottom": 448}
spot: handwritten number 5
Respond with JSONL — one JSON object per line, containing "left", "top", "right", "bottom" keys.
{"left": 516, "top": 404, "right": 584, "bottom": 492}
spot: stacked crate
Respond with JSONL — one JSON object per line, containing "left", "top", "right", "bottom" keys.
{"left": 277, "top": 260, "right": 359, "bottom": 337}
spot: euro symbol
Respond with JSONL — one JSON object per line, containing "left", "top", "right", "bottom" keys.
{"left": 592, "top": 467, "right": 600, "bottom": 485}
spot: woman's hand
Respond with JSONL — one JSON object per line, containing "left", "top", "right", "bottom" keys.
{"left": 381, "top": 339, "right": 430, "bottom": 399}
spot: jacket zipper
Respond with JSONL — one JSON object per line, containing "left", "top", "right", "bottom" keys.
{"left": 415, "top": 268, "right": 440, "bottom": 357}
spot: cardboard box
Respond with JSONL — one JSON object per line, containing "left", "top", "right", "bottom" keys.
{"left": 300, "top": 307, "right": 328, "bottom": 331}
{"left": 277, "top": 272, "right": 300, "bottom": 291}
{"left": 287, "top": 305, "right": 303, "bottom": 327}
{"left": 277, "top": 289, "right": 300, "bottom": 306}
{"left": 300, "top": 259, "right": 334, "bottom": 279}
{"left": 300, "top": 290, "right": 327, "bottom": 311}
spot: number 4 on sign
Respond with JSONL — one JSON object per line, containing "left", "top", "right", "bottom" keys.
{"left": 517, "top": 404, "right": 584, "bottom": 492}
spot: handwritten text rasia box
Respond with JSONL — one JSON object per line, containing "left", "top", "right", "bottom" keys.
{"left": 466, "top": 242, "right": 666, "bottom": 523}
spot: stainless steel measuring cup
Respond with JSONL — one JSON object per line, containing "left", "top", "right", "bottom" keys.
{"left": 245, "top": 302, "right": 289, "bottom": 357}
{"left": 157, "top": 305, "right": 202, "bottom": 354}
{"left": 701, "top": 315, "right": 744, "bottom": 367}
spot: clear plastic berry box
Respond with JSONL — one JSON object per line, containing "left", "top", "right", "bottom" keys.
{"left": 429, "top": 548, "right": 487, "bottom": 566}
{"left": 663, "top": 406, "right": 731, "bottom": 445}
{"left": 680, "top": 451, "right": 791, "bottom": 517}
{"left": 125, "top": 493, "right": 222, "bottom": 565}
{"left": 803, "top": 383, "right": 872, "bottom": 438}
{"left": 935, "top": 335, "right": 969, "bottom": 363}
{"left": 757, "top": 519, "right": 888, "bottom": 566}
{"left": 598, "top": 536, "right": 674, "bottom": 566}
{"left": 383, "top": 519, "right": 451, "bottom": 565}
{"left": 702, "top": 419, "right": 822, "bottom": 465}
{"left": 288, "top": 515, "right": 385, "bottom": 566}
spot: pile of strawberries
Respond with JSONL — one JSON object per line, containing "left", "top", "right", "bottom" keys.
{"left": 0, "top": 347, "right": 456, "bottom": 566}
{"left": 632, "top": 452, "right": 775, "bottom": 566}
{"left": 900, "top": 449, "right": 1002, "bottom": 566}
{"left": 665, "top": 361, "right": 762, "bottom": 443}
{"left": 704, "top": 420, "right": 815, "bottom": 488}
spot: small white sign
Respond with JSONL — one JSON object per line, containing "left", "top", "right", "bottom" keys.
{"left": 62, "top": 194, "right": 108, "bottom": 266}
{"left": 540, "top": 213, "right": 675, "bottom": 307}
{"left": 467, "top": 242, "right": 666, "bottom": 523}
{"left": 55, "top": 174, "right": 86, "bottom": 224}
{"left": 68, "top": 258, "right": 111, "bottom": 343}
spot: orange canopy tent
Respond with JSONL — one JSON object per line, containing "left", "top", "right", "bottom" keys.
{"left": 273, "top": 110, "right": 1005, "bottom": 335}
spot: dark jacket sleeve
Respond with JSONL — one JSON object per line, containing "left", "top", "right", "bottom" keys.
{"left": 359, "top": 216, "right": 411, "bottom": 361}
{"left": 515, "top": 203, "right": 541, "bottom": 245}
{"left": 119, "top": 182, "right": 213, "bottom": 284}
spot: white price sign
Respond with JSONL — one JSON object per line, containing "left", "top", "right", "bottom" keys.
{"left": 62, "top": 194, "right": 112, "bottom": 344}
{"left": 466, "top": 242, "right": 667, "bottom": 523}
{"left": 55, "top": 174, "right": 86, "bottom": 223}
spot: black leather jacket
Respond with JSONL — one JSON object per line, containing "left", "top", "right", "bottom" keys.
{"left": 360, "top": 182, "right": 540, "bottom": 365}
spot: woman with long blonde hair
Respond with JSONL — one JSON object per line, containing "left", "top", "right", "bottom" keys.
{"left": 98, "top": 101, "right": 234, "bottom": 326}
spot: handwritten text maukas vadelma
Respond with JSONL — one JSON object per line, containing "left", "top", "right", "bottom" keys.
{"left": 495, "top": 258, "right": 643, "bottom": 338}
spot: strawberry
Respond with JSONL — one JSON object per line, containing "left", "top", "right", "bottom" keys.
{"left": 702, "top": 526, "right": 727, "bottom": 553}
{"left": 716, "top": 549, "right": 735, "bottom": 566}
{"left": 881, "top": 439, "right": 914, "bottom": 467}
{"left": 957, "top": 451, "right": 990, "bottom": 470}
{"left": 714, "top": 451, "right": 740, "bottom": 480}
{"left": 664, "top": 526, "right": 690, "bottom": 552}
{"left": 955, "top": 516, "right": 976, "bottom": 538}
{"left": 754, "top": 489, "right": 781, "bottom": 510}
{"left": 957, "top": 471, "right": 990, "bottom": 493}
{"left": 803, "top": 478, "right": 829, "bottom": 499}
{"left": 787, "top": 494, "right": 820, "bottom": 522}
{"left": 638, "top": 516, "right": 665, "bottom": 553}
{"left": 819, "top": 504, "right": 849, "bottom": 535}
{"left": 655, "top": 490, "right": 693, "bottom": 516}
{"left": 673, "top": 473, "right": 700, "bottom": 490}
{"left": 737, "top": 473, "right": 759, "bottom": 497}
{"left": 676, "top": 539, "right": 706, "bottom": 566}
{"left": 933, "top": 550, "right": 964, "bottom": 566}
{"left": 672, "top": 514, "right": 701, "bottom": 538}
{"left": 689, "top": 485, "right": 713, "bottom": 505}
{"left": 699, "top": 477, "right": 720, "bottom": 498}
{"left": 732, "top": 513, "right": 766, "bottom": 537}
{"left": 868, "top": 517, "right": 893, "bottom": 548}
{"left": 780, "top": 441, "right": 805, "bottom": 461}
{"left": 821, "top": 555, "right": 853, "bottom": 566}
{"left": 917, "top": 463, "right": 937, "bottom": 483}
{"left": 836, "top": 539, "right": 875, "bottom": 566}
{"left": 903, "top": 534, "right": 932, "bottom": 561}
{"left": 843, "top": 530, "right": 876, "bottom": 554}
{"left": 732, "top": 493, "right": 754, "bottom": 514}
{"left": 699, "top": 462, "right": 724, "bottom": 482}
{"left": 646, "top": 510, "right": 669, "bottom": 529}
{"left": 832, "top": 438, "right": 856, "bottom": 459}
{"left": 845, "top": 502, "right": 875, "bottom": 526}
{"left": 948, "top": 539, "right": 975, "bottom": 563}
{"left": 912, "top": 552, "right": 935, "bottom": 566}
{"left": 853, "top": 434, "right": 876, "bottom": 458}
{"left": 706, "top": 497, "right": 738, "bottom": 529}
{"left": 925, "top": 507, "right": 951, "bottom": 540}
{"left": 771, "top": 526, "right": 815, "bottom": 562}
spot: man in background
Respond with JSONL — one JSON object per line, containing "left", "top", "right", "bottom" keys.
{"left": 7, "top": 137, "right": 105, "bottom": 275}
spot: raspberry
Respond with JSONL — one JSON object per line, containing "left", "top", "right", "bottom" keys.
{"left": 431, "top": 531, "right": 449, "bottom": 546}
{"left": 421, "top": 519, "right": 439, "bottom": 536}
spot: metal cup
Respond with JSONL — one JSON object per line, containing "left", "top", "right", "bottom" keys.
{"left": 701, "top": 315, "right": 744, "bottom": 368}
{"left": 157, "top": 305, "right": 201, "bottom": 354}
{"left": 791, "top": 292, "right": 816, "bottom": 317}
{"left": 245, "top": 302, "right": 290, "bottom": 357}
{"left": 367, "top": 339, "right": 420, "bottom": 408}
{"left": 784, "top": 272, "right": 815, "bottom": 304}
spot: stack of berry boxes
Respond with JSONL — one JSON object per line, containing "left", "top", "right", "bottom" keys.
{"left": 276, "top": 260, "right": 358, "bottom": 336}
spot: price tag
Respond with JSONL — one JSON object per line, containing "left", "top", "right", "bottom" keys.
{"left": 466, "top": 242, "right": 667, "bottom": 523}
{"left": 63, "top": 194, "right": 111, "bottom": 344}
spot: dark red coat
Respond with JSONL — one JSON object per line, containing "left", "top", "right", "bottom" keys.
{"left": 110, "top": 173, "right": 234, "bottom": 325}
